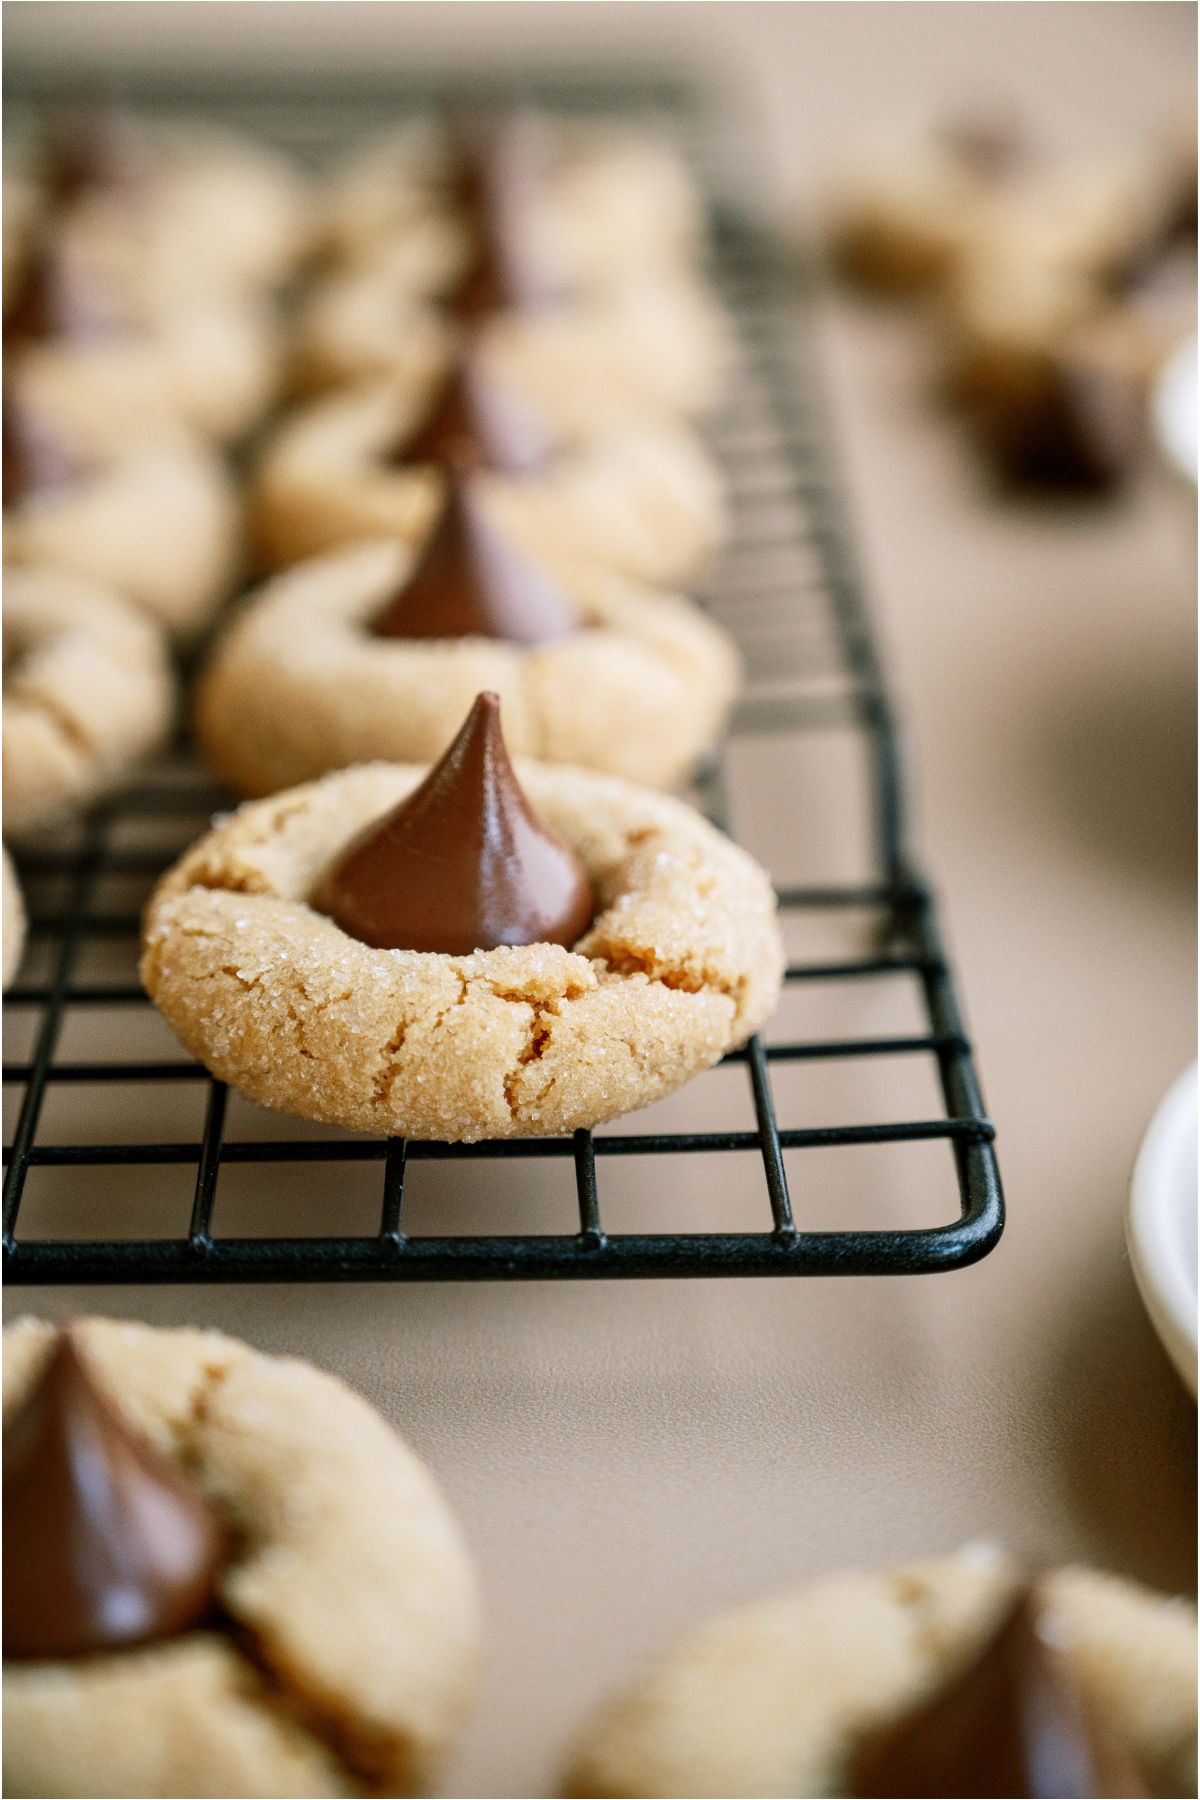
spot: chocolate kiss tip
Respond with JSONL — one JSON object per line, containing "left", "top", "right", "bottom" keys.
{"left": 3, "top": 1329, "right": 225, "bottom": 1662}
{"left": 314, "top": 690, "right": 595, "bottom": 955}
{"left": 391, "top": 354, "right": 560, "bottom": 478}
{"left": 369, "top": 472, "right": 577, "bottom": 647}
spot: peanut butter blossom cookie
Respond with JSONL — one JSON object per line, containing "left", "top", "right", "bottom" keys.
{"left": 2, "top": 847, "right": 27, "bottom": 990}
{"left": 252, "top": 354, "right": 725, "bottom": 587}
{"left": 563, "top": 1544, "right": 1197, "bottom": 1799}
{"left": 42, "top": 103, "right": 314, "bottom": 300}
{"left": 293, "top": 110, "right": 732, "bottom": 422}
{"left": 3, "top": 375, "right": 240, "bottom": 642}
{"left": 197, "top": 476, "right": 737, "bottom": 796}
{"left": 3, "top": 1317, "right": 479, "bottom": 1798}
{"left": 145, "top": 692, "right": 783, "bottom": 1142}
{"left": 318, "top": 107, "right": 706, "bottom": 289}
{"left": 4, "top": 565, "right": 175, "bottom": 841}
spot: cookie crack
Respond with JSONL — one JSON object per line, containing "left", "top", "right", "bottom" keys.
{"left": 9, "top": 682, "right": 97, "bottom": 766}
{"left": 502, "top": 997, "right": 561, "bottom": 1121}
{"left": 370, "top": 1018, "right": 409, "bottom": 1105}
{"left": 597, "top": 944, "right": 746, "bottom": 1014}
{"left": 223, "top": 1620, "right": 382, "bottom": 1798}
{"left": 176, "top": 1363, "right": 392, "bottom": 1797}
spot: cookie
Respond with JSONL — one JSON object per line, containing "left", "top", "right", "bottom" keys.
{"left": 8, "top": 236, "right": 284, "bottom": 445}
{"left": 4, "top": 566, "right": 175, "bottom": 841}
{"left": 51, "top": 114, "right": 313, "bottom": 298}
{"left": 943, "top": 257, "right": 1162, "bottom": 489}
{"left": 830, "top": 130, "right": 1008, "bottom": 294}
{"left": 251, "top": 377, "right": 726, "bottom": 586}
{"left": 4, "top": 382, "right": 240, "bottom": 639}
{"left": 141, "top": 753, "right": 783, "bottom": 1142}
{"left": 319, "top": 114, "right": 704, "bottom": 285}
{"left": 3, "top": 1315, "right": 479, "bottom": 1798}
{"left": 563, "top": 1545, "right": 1197, "bottom": 1798}
{"left": 289, "top": 264, "right": 733, "bottom": 422}
{"left": 195, "top": 531, "right": 738, "bottom": 795}
{"left": 979, "top": 151, "right": 1181, "bottom": 291}
{"left": 2, "top": 848, "right": 27, "bottom": 990}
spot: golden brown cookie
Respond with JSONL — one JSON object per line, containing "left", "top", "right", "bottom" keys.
{"left": 319, "top": 115, "right": 705, "bottom": 284}
{"left": 829, "top": 131, "right": 1006, "bottom": 294}
{"left": 2, "top": 847, "right": 27, "bottom": 990}
{"left": 56, "top": 117, "right": 313, "bottom": 299}
{"left": 194, "top": 538, "right": 739, "bottom": 796}
{"left": 141, "top": 759, "right": 783, "bottom": 1142}
{"left": 942, "top": 253, "right": 1164, "bottom": 488}
{"left": 4, "top": 384, "right": 240, "bottom": 640}
{"left": 251, "top": 379, "right": 726, "bottom": 587}
{"left": 290, "top": 264, "right": 733, "bottom": 422}
{"left": 4, "top": 566, "right": 175, "bottom": 840}
{"left": 9, "top": 240, "right": 284, "bottom": 446}
{"left": 563, "top": 1545, "right": 1198, "bottom": 1798}
{"left": 3, "top": 1315, "right": 479, "bottom": 1798}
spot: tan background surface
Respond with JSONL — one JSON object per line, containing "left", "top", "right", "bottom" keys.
{"left": 4, "top": 6, "right": 1197, "bottom": 1796}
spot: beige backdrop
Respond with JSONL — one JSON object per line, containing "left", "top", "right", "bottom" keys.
{"left": 4, "top": 6, "right": 1196, "bottom": 1797}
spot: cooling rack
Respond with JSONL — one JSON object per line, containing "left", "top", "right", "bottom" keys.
{"left": 2, "top": 73, "right": 1003, "bottom": 1283}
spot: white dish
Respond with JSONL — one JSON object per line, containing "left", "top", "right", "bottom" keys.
{"left": 1151, "top": 335, "right": 1199, "bottom": 487}
{"left": 1127, "top": 1063, "right": 1198, "bottom": 1394}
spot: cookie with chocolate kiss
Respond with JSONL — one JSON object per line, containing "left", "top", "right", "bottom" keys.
{"left": 3, "top": 1332, "right": 224, "bottom": 1661}
{"left": 314, "top": 690, "right": 595, "bottom": 955}
{"left": 848, "top": 1586, "right": 1148, "bottom": 1798}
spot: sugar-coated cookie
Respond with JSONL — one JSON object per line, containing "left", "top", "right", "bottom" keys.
{"left": 2, "top": 848, "right": 27, "bottom": 990}
{"left": 4, "top": 566, "right": 175, "bottom": 840}
{"left": 319, "top": 115, "right": 705, "bottom": 284}
{"left": 142, "top": 759, "right": 783, "bottom": 1142}
{"left": 52, "top": 116, "right": 313, "bottom": 299}
{"left": 195, "top": 537, "right": 739, "bottom": 796}
{"left": 3, "top": 1315, "right": 479, "bottom": 1798}
{"left": 564, "top": 1545, "right": 1197, "bottom": 1798}
{"left": 251, "top": 378, "right": 726, "bottom": 587}
{"left": 290, "top": 264, "right": 733, "bottom": 421}
{"left": 4, "top": 382, "right": 240, "bottom": 639}
{"left": 943, "top": 254, "right": 1164, "bottom": 488}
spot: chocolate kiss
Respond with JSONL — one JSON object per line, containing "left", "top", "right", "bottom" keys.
{"left": 938, "top": 117, "right": 1024, "bottom": 179}
{"left": 847, "top": 1587, "right": 1147, "bottom": 1798}
{"left": 313, "top": 690, "right": 595, "bottom": 954}
{"left": 43, "top": 103, "right": 148, "bottom": 206}
{"left": 4, "top": 239, "right": 129, "bottom": 349}
{"left": 389, "top": 355, "right": 561, "bottom": 477}
{"left": 447, "top": 110, "right": 572, "bottom": 319}
{"left": 979, "top": 354, "right": 1142, "bottom": 492}
{"left": 370, "top": 473, "right": 577, "bottom": 645}
{"left": 3, "top": 393, "right": 94, "bottom": 507}
{"left": 3, "top": 1333, "right": 225, "bottom": 1661}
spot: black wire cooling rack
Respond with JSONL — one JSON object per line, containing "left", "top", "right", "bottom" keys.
{"left": 2, "top": 74, "right": 1003, "bottom": 1284}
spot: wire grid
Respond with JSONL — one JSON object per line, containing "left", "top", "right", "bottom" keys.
{"left": 2, "top": 78, "right": 1003, "bottom": 1283}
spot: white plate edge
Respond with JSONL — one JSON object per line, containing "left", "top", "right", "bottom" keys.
{"left": 1127, "top": 1063, "right": 1198, "bottom": 1395}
